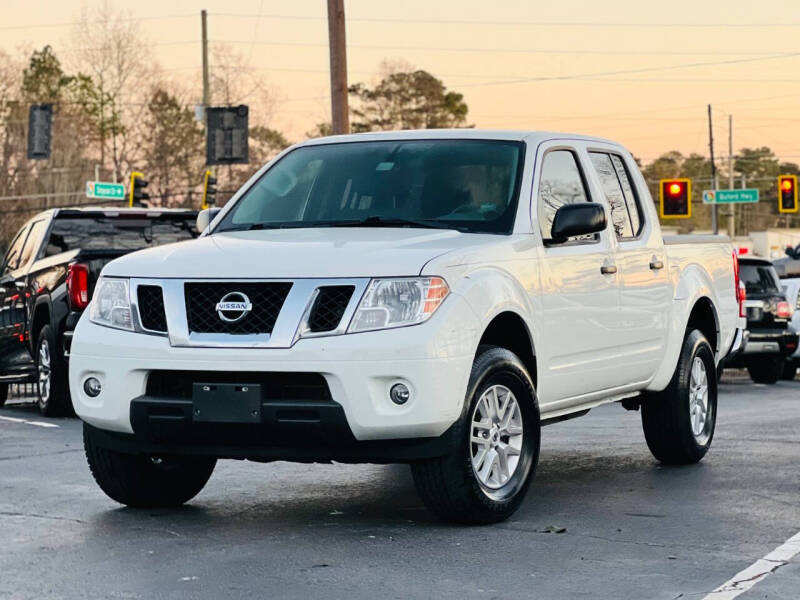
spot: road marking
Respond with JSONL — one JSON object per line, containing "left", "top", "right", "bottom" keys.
{"left": 703, "top": 531, "right": 800, "bottom": 599}
{"left": 0, "top": 415, "right": 59, "bottom": 428}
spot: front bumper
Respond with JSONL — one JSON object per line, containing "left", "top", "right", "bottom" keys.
{"left": 69, "top": 296, "right": 479, "bottom": 450}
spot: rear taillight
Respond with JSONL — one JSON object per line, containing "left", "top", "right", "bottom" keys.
{"left": 733, "top": 251, "right": 745, "bottom": 318}
{"left": 776, "top": 300, "right": 793, "bottom": 319}
{"left": 67, "top": 263, "right": 90, "bottom": 310}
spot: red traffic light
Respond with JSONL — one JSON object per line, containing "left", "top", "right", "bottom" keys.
{"left": 778, "top": 175, "right": 798, "bottom": 214}
{"left": 659, "top": 178, "right": 691, "bottom": 219}
{"left": 668, "top": 182, "right": 683, "bottom": 196}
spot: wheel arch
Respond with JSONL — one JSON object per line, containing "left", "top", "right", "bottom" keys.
{"left": 477, "top": 311, "right": 537, "bottom": 387}
{"left": 453, "top": 266, "right": 539, "bottom": 387}
{"left": 30, "top": 295, "right": 53, "bottom": 349}
{"left": 647, "top": 286, "right": 721, "bottom": 393}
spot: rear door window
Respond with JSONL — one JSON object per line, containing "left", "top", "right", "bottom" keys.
{"left": 17, "top": 220, "right": 48, "bottom": 267}
{"left": 589, "top": 152, "right": 642, "bottom": 240}
{"left": 2, "top": 226, "right": 29, "bottom": 275}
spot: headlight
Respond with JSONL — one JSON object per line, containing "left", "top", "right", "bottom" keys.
{"left": 89, "top": 277, "right": 134, "bottom": 331}
{"left": 348, "top": 277, "right": 449, "bottom": 333}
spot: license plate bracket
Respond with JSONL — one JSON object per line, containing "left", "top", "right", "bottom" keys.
{"left": 192, "top": 383, "right": 262, "bottom": 423}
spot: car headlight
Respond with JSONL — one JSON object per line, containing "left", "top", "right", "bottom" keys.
{"left": 348, "top": 277, "right": 449, "bottom": 333}
{"left": 89, "top": 277, "right": 134, "bottom": 331}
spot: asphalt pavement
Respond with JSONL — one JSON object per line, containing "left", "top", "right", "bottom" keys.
{"left": 1, "top": 373, "right": 798, "bottom": 600}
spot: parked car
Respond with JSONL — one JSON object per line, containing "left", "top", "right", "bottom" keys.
{"left": 779, "top": 277, "right": 800, "bottom": 380}
{"left": 722, "top": 257, "right": 798, "bottom": 383}
{"left": 0, "top": 207, "right": 197, "bottom": 414}
{"left": 70, "top": 130, "right": 744, "bottom": 524}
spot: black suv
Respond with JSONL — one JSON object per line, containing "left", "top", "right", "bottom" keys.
{"left": 724, "top": 257, "right": 799, "bottom": 383}
{"left": 0, "top": 208, "right": 197, "bottom": 414}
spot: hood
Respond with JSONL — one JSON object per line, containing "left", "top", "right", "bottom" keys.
{"left": 102, "top": 227, "right": 503, "bottom": 279}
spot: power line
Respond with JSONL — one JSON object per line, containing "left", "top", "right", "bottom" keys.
{"left": 0, "top": 13, "right": 196, "bottom": 31}
{"left": 210, "top": 13, "right": 800, "bottom": 29}
{"left": 209, "top": 39, "right": 800, "bottom": 58}
{"left": 457, "top": 53, "right": 800, "bottom": 89}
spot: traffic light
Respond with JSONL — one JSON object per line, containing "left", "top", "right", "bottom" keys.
{"left": 206, "top": 105, "right": 249, "bottom": 165}
{"left": 659, "top": 178, "right": 692, "bottom": 219}
{"left": 778, "top": 175, "right": 798, "bottom": 214}
{"left": 129, "top": 172, "right": 150, "bottom": 207}
{"left": 27, "top": 104, "right": 53, "bottom": 160}
{"left": 202, "top": 169, "right": 217, "bottom": 208}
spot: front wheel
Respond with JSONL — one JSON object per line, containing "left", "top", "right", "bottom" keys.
{"left": 747, "top": 360, "right": 782, "bottom": 384}
{"left": 0, "top": 383, "right": 7, "bottom": 407}
{"left": 641, "top": 329, "right": 717, "bottom": 464}
{"left": 84, "top": 424, "right": 216, "bottom": 508}
{"left": 411, "top": 346, "right": 540, "bottom": 525}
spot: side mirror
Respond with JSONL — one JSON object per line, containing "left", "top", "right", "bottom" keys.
{"left": 550, "top": 203, "right": 607, "bottom": 243}
{"left": 196, "top": 207, "right": 221, "bottom": 234}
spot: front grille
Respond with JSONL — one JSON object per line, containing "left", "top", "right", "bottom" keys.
{"left": 185, "top": 282, "right": 292, "bottom": 334}
{"left": 137, "top": 285, "right": 167, "bottom": 332}
{"left": 146, "top": 370, "right": 331, "bottom": 402}
{"left": 307, "top": 285, "right": 355, "bottom": 332}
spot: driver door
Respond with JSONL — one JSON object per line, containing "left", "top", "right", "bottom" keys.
{"left": 533, "top": 145, "right": 622, "bottom": 408}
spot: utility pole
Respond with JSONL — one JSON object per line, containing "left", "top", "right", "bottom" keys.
{"left": 708, "top": 104, "right": 718, "bottom": 234}
{"left": 327, "top": 0, "right": 349, "bottom": 134}
{"left": 201, "top": 10, "right": 210, "bottom": 114}
{"left": 728, "top": 114, "right": 734, "bottom": 238}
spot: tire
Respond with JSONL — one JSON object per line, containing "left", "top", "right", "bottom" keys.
{"left": 641, "top": 329, "right": 717, "bottom": 465}
{"left": 0, "top": 383, "right": 7, "bottom": 407}
{"left": 747, "top": 360, "right": 783, "bottom": 384}
{"left": 780, "top": 362, "right": 797, "bottom": 381}
{"left": 411, "top": 345, "right": 540, "bottom": 525}
{"left": 84, "top": 424, "right": 216, "bottom": 508}
{"left": 35, "top": 324, "right": 72, "bottom": 416}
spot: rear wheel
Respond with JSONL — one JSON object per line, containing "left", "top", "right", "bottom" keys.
{"left": 747, "top": 360, "right": 783, "bottom": 384}
{"left": 641, "top": 329, "right": 717, "bottom": 464}
{"left": 84, "top": 424, "right": 216, "bottom": 508}
{"left": 411, "top": 346, "right": 540, "bottom": 525}
{"left": 35, "top": 325, "right": 72, "bottom": 416}
{"left": 781, "top": 362, "right": 797, "bottom": 381}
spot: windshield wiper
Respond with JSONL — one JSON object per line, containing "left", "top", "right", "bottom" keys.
{"left": 315, "top": 216, "right": 460, "bottom": 230}
{"left": 215, "top": 216, "right": 466, "bottom": 233}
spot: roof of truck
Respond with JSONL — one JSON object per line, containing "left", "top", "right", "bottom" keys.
{"left": 301, "top": 129, "right": 619, "bottom": 147}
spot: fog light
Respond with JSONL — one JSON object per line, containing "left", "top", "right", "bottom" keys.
{"left": 84, "top": 377, "right": 102, "bottom": 397}
{"left": 390, "top": 383, "right": 410, "bottom": 405}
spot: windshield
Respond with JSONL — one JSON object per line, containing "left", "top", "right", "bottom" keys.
{"left": 45, "top": 216, "right": 198, "bottom": 255}
{"left": 740, "top": 263, "right": 781, "bottom": 295}
{"left": 215, "top": 139, "right": 524, "bottom": 234}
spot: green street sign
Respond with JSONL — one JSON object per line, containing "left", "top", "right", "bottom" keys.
{"left": 702, "top": 189, "right": 759, "bottom": 204}
{"left": 85, "top": 181, "right": 126, "bottom": 200}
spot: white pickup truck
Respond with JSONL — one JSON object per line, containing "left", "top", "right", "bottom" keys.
{"left": 70, "top": 130, "right": 745, "bottom": 524}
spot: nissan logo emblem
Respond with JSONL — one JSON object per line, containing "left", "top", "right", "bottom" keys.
{"left": 215, "top": 292, "right": 253, "bottom": 323}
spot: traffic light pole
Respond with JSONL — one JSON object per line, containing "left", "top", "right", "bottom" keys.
{"left": 201, "top": 10, "right": 210, "bottom": 114}
{"left": 708, "top": 104, "right": 718, "bottom": 235}
{"left": 728, "top": 114, "right": 735, "bottom": 238}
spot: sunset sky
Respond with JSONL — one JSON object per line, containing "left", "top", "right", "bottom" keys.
{"left": 4, "top": 0, "right": 800, "bottom": 165}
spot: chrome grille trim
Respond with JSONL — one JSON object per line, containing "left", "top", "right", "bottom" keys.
{"left": 130, "top": 278, "right": 370, "bottom": 349}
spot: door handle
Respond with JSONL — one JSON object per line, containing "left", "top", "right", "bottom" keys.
{"left": 649, "top": 260, "right": 664, "bottom": 270}
{"left": 601, "top": 264, "right": 617, "bottom": 275}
